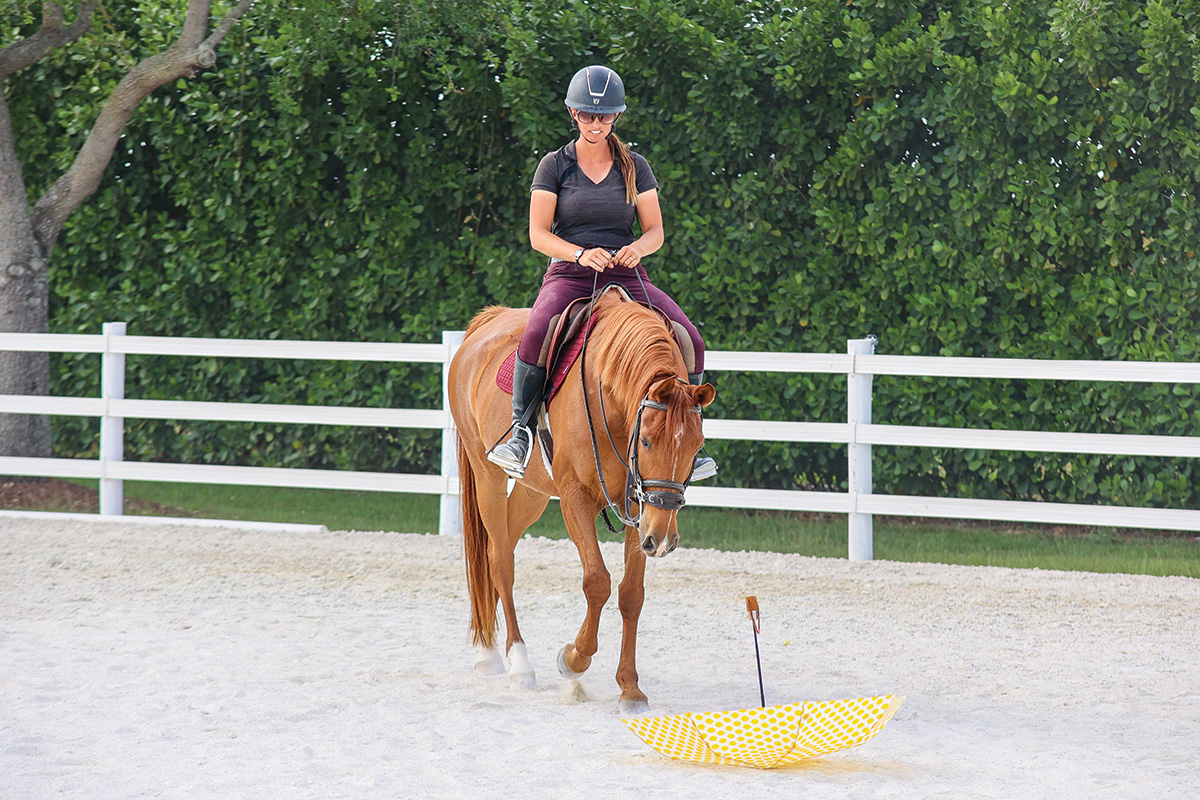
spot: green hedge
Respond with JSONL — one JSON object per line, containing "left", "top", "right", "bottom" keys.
{"left": 7, "top": 0, "right": 1199, "bottom": 506}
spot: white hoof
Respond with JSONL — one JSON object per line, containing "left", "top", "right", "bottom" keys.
{"left": 510, "top": 672, "right": 537, "bottom": 691}
{"left": 557, "top": 645, "right": 585, "bottom": 680}
{"left": 506, "top": 642, "right": 536, "bottom": 691}
{"left": 474, "top": 645, "right": 505, "bottom": 676}
{"left": 619, "top": 696, "right": 650, "bottom": 715}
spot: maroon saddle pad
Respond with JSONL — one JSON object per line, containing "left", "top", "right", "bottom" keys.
{"left": 495, "top": 323, "right": 590, "bottom": 404}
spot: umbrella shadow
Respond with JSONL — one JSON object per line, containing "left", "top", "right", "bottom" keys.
{"left": 772, "top": 754, "right": 914, "bottom": 779}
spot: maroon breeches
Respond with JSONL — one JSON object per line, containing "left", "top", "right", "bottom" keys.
{"left": 517, "top": 260, "right": 705, "bottom": 374}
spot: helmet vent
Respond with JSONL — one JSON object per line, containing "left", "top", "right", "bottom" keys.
{"left": 587, "top": 67, "right": 612, "bottom": 100}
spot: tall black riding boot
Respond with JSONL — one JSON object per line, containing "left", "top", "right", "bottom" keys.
{"left": 688, "top": 372, "right": 719, "bottom": 481}
{"left": 487, "top": 355, "right": 547, "bottom": 478}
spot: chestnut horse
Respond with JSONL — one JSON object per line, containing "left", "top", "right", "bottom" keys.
{"left": 449, "top": 291, "right": 715, "bottom": 713}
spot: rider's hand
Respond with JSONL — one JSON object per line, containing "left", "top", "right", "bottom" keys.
{"left": 611, "top": 244, "right": 642, "bottom": 268}
{"left": 579, "top": 247, "right": 614, "bottom": 272}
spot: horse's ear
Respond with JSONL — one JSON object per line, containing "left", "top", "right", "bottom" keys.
{"left": 648, "top": 377, "right": 676, "bottom": 404}
{"left": 691, "top": 382, "right": 716, "bottom": 408}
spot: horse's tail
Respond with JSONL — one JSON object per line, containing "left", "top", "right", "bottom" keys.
{"left": 459, "top": 434, "right": 498, "bottom": 649}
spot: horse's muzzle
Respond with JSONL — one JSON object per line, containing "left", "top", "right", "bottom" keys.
{"left": 641, "top": 533, "right": 678, "bottom": 558}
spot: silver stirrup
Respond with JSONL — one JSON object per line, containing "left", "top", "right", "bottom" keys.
{"left": 690, "top": 456, "right": 718, "bottom": 482}
{"left": 487, "top": 425, "right": 534, "bottom": 478}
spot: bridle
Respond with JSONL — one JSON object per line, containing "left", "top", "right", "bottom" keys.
{"left": 577, "top": 281, "right": 701, "bottom": 532}
{"left": 598, "top": 383, "right": 701, "bottom": 527}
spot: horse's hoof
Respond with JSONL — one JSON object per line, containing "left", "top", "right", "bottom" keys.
{"left": 557, "top": 645, "right": 586, "bottom": 680}
{"left": 618, "top": 696, "right": 650, "bottom": 715}
{"left": 509, "top": 672, "right": 537, "bottom": 691}
{"left": 506, "top": 642, "right": 536, "bottom": 691}
{"left": 474, "top": 646, "right": 505, "bottom": 676}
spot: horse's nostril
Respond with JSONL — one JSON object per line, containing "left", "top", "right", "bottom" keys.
{"left": 641, "top": 535, "right": 656, "bottom": 554}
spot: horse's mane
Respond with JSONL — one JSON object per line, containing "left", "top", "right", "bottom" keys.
{"left": 588, "top": 293, "right": 692, "bottom": 432}
{"left": 463, "top": 305, "right": 508, "bottom": 342}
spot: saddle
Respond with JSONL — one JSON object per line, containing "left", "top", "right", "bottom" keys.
{"left": 495, "top": 286, "right": 681, "bottom": 475}
{"left": 497, "top": 285, "right": 654, "bottom": 404}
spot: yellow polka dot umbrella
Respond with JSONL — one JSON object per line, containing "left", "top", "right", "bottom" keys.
{"left": 622, "top": 598, "right": 905, "bottom": 769}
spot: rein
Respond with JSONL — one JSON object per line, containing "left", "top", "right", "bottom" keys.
{"left": 578, "top": 274, "right": 699, "bottom": 532}
{"left": 600, "top": 385, "right": 700, "bottom": 524}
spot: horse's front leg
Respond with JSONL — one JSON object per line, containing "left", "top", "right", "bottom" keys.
{"left": 557, "top": 492, "right": 611, "bottom": 679}
{"left": 616, "top": 525, "right": 649, "bottom": 713}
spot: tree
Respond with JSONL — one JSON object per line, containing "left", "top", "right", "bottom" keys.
{"left": 0, "top": 0, "right": 254, "bottom": 459}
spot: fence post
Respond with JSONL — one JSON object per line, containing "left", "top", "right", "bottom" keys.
{"left": 439, "top": 330, "right": 466, "bottom": 536}
{"left": 847, "top": 335, "right": 877, "bottom": 561}
{"left": 99, "top": 322, "right": 127, "bottom": 516}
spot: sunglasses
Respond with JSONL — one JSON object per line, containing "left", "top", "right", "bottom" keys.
{"left": 575, "top": 111, "right": 617, "bottom": 125}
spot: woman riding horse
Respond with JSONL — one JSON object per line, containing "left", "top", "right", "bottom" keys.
{"left": 487, "top": 65, "right": 717, "bottom": 483}
{"left": 450, "top": 291, "right": 715, "bottom": 710}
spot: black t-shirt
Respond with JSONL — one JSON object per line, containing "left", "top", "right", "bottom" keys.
{"left": 531, "top": 140, "right": 659, "bottom": 251}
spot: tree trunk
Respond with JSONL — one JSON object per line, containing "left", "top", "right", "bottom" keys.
{"left": 0, "top": 0, "right": 255, "bottom": 461}
{"left": 0, "top": 89, "right": 51, "bottom": 459}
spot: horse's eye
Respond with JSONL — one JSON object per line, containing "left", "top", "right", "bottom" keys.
{"left": 640, "top": 436, "right": 651, "bottom": 450}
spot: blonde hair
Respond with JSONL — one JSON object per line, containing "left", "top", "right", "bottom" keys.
{"left": 608, "top": 131, "right": 638, "bottom": 206}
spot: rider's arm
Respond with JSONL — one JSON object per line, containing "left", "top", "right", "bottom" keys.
{"left": 612, "top": 189, "right": 663, "bottom": 268}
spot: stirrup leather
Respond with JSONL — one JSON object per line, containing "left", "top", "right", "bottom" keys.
{"left": 687, "top": 372, "right": 716, "bottom": 481}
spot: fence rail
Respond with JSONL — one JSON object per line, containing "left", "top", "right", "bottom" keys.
{"left": 3, "top": 325, "right": 1199, "bottom": 558}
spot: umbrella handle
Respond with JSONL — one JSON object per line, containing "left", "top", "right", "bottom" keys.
{"left": 746, "top": 596, "right": 761, "bottom": 633}
{"left": 746, "top": 596, "right": 765, "bottom": 707}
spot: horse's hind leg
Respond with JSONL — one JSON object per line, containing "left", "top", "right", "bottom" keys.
{"left": 485, "top": 480, "right": 550, "bottom": 690}
{"left": 616, "top": 526, "right": 650, "bottom": 714}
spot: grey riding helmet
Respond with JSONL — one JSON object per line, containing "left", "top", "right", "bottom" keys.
{"left": 564, "top": 65, "right": 627, "bottom": 114}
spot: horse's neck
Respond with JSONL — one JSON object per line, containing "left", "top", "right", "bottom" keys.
{"left": 589, "top": 308, "right": 686, "bottom": 408}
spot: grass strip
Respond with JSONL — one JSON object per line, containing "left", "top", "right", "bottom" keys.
{"left": 107, "top": 481, "right": 1200, "bottom": 579}
{"left": 9, "top": 479, "right": 1195, "bottom": 579}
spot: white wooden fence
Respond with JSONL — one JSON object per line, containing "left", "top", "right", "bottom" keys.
{"left": 3, "top": 325, "right": 1200, "bottom": 559}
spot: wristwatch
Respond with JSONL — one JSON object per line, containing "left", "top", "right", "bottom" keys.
{"left": 572, "top": 248, "right": 585, "bottom": 263}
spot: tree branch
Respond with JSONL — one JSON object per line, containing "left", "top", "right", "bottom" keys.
{"left": 0, "top": 1, "right": 98, "bottom": 80}
{"left": 200, "top": 0, "right": 257, "bottom": 66}
{"left": 29, "top": 0, "right": 258, "bottom": 254}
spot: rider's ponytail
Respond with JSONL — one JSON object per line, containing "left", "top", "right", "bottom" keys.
{"left": 608, "top": 132, "right": 638, "bottom": 206}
